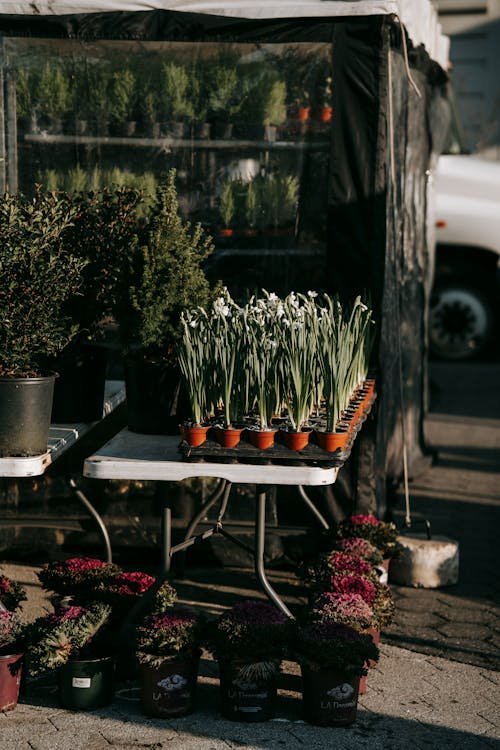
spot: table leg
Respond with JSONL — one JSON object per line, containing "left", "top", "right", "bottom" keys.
{"left": 69, "top": 478, "right": 112, "bottom": 563}
{"left": 297, "top": 485, "right": 330, "bottom": 530}
{"left": 255, "top": 486, "right": 294, "bottom": 620}
{"left": 159, "top": 483, "right": 172, "bottom": 576}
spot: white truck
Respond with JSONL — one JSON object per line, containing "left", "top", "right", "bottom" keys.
{"left": 430, "top": 152, "right": 500, "bottom": 360}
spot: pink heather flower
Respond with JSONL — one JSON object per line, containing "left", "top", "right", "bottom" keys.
{"left": 334, "top": 537, "right": 383, "bottom": 564}
{"left": 57, "top": 557, "right": 109, "bottom": 572}
{"left": 0, "top": 577, "right": 11, "bottom": 594}
{"left": 327, "top": 551, "right": 373, "bottom": 578}
{"left": 0, "top": 610, "right": 16, "bottom": 626}
{"left": 227, "top": 600, "right": 288, "bottom": 627}
{"left": 313, "top": 592, "right": 374, "bottom": 630}
{"left": 324, "top": 575, "right": 377, "bottom": 604}
{"left": 346, "top": 514, "right": 380, "bottom": 526}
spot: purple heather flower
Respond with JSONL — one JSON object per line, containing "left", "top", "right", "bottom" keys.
{"left": 345, "top": 514, "right": 381, "bottom": 526}
{"left": 312, "top": 592, "right": 374, "bottom": 630}
{"left": 107, "top": 571, "right": 155, "bottom": 596}
{"left": 303, "top": 620, "right": 365, "bottom": 644}
{"left": 145, "top": 611, "right": 198, "bottom": 632}
{"left": 226, "top": 600, "right": 288, "bottom": 627}
{"left": 334, "top": 537, "right": 383, "bottom": 562}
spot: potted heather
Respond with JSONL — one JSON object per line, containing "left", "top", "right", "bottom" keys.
{"left": 114, "top": 168, "right": 215, "bottom": 434}
{"left": 26, "top": 603, "right": 114, "bottom": 710}
{"left": 0, "top": 575, "right": 27, "bottom": 612}
{"left": 333, "top": 537, "right": 384, "bottom": 568}
{"left": 301, "top": 550, "right": 377, "bottom": 591}
{"left": 293, "top": 620, "right": 378, "bottom": 726}
{"left": 0, "top": 610, "right": 26, "bottom": 712}
{"left": 0, "top": 188, "right": 86, "bottom": 456}
{"left": 87, "top": 571, "right": 177, "bottom": 617}
{"left": 135, "top": 607, "right": 203, "bottom": 718}
{"left": 204, "top": 600, "right": 290, "bottom": 722}
{"left": 337, "top": 514, "right": 400, "bottom": 573}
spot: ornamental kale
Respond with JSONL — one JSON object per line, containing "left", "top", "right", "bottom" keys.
{"left": 205, "top": 600, "right": 290, "bottom": 681}
{"left": 294, "top": 621, "right": 379, "bottom": 675}
{"left": 0, "top": 575, "right": 27, "bottom": 611}
{"left": 337, "top": 515, "right": 399, "bottom": 559}
{"left": 89, "top": 572, "right": 177, "bottom": 613}
{"left": 136, "top": 608, "right": 203, "bottom": 667}
{"left": 26, "top": 602, "right": 111, "bottom": 676}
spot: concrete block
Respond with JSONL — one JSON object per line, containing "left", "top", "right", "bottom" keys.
{"left": 389, "top": 534, "right": 459, "bottom": 588}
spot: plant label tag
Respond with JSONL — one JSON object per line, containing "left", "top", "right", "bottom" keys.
{"left": 72, "top": 677, "right": 91, "bottom": 689}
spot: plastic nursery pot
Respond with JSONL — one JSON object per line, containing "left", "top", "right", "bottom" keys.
{"left": 248, "top": 429, "right": 277, "bottom": 450}
{"left": 58, "top": 656, "right": 114, "bottom": 710}
{"left": 214, "top": 427, "right": 244, "bottom": 449}
{"left": 0, "top": 373, "right": 56, "bottom": 457}
{"left": 315, "top": 430, "right": 349, "bottom": 452}
{"left": 140, "top": 652, "right": 200, "bottom": 718}
{"left": 218, "top": 661, "right": 277, "bottom": 722}
{"left": 319, "top": 106, "right": 333, "bottom": 123}
{"left": 180, "top": 425, "right": 210, "bottom": 448}
{"left": 0, "top": 654, "right": 23, "bottom": 712}
{"left": 297, "top": 106, "right": 311, "bottom": 122}
{"left": 281, "top": 428, "right": 312, "bottom": 451}
{"left": 300, "top": 665, "right": 360, "bottom": 726}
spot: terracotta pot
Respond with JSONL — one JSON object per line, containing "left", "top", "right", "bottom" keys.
{"left": 319, "top": 106, "right": 332, "bottom": 123}
{"left": 300, "top": 665, "right": 360, "bottom": 726}
{"left": 281, "top": 429, "right": 311, "bottom": 451}
{"left": 315, "top": 430, "right": 349, "bottom": 452}
{"left": 359, "top": 629, "right": 380, "bottom": 695}
{"left": 214, "top": 427, "right": 244, "bottom": 449}
{"left": 0, "top": 653, "right": 23, "bottom": 712}
{"left": 181, "top": 425, "right": 210, "bottom": 447}
{"left": 140, "top": 652, "right": 200, "bottom": 718}
{"left": 218, "top": 661, "right": 277, "bottom": 722}
{"left": 297, "top": 106, "right": 311, "bottom": 122}
{"left": 248, "top": 429, "right": 276, "bottom": 450}
{"left": 219, "top": 228, "right": 233, "bottom": 237}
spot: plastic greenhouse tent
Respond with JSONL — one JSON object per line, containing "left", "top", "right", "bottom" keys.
{"left": 0, "top": 1, "right": 451, "bottom": 521}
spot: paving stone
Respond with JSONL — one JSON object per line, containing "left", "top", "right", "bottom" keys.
{"left": 435, "top": 623, "right": 492, "bottom": 639}
{"left": 29, "top": 733, "right": 111, "bottom": 750}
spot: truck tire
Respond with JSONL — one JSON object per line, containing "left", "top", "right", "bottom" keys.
{"left": 429, "top": 280, "right": 495, "bottom": 361}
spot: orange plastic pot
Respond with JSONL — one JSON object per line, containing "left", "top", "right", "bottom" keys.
{"left": 281, "top": 429, "right": 311, "bottom": 451}
{"left": 315, "top": 430, "right": 349, "bottom": 452}
{"left": 297, "top": 106, "right": 311, "bottom": 122}
{"left": 214, "top": 427, "right": 244, "bottom": 449}
{"left": 248, "top": 429, "right": 276, "bottom": 450}
{"left": 180, "top": 425, "right": 210, "bottom": 447}
{"left": 319, "top": 106, "right": 333, "bottom": 123}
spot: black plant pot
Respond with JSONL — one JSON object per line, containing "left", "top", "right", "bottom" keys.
{"left": 0, "top": 374, "right": 56, "bottom": 457}
{"left": 124, "top": 357, "right": 189, "bottom": 435}
{"left": 218, "top": 661, "right": 277, "bottom": 722}
{"left": 49, "top": 343, "right": 108, "bottom": 423}
{"left": 58, "top": 656, "right": 114, "bottom": 711}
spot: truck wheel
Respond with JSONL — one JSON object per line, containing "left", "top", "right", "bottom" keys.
{"left": 429, "top": 281, "right": 494, "bottom": 361}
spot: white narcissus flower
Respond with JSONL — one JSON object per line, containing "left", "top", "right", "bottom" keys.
{"left": 307, "top": 290, "right": 318, "bottom": 298}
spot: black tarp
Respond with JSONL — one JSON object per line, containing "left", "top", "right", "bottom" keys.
{"left": 0, "top": 10, "right": 451, "bottom": 523}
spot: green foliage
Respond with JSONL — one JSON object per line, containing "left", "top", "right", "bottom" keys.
{"left": 109, "top": 68, "right": 136, "bottom": 123}
{"left": 117, "top": 168, "right": 214, "bottom": 355}
{"left": 0, "top": 188, "right": 87, "bottom": 377}
{"left": 38, "top": 63, "right": 72, "bottom": 122}
{"left": 26, "top": 603, "right": 112, "bottom": 676}
{"left": 219, "top": 181, "right": 235, "bottom": 228}
{"left": 15, "top": 68, "right": 36, "bottom": 119}
{"left": 207, "top": 64, "right": 240, "bottom": 121}
{"left": 262, "top": 79, "right": 287, "bottom": 127}
{"left": 159, "top": 63, "right": 195, "bottom": 121}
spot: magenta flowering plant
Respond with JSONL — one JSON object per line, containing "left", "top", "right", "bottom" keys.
{"left": 337, "top": 514, "right": 399, "bottom": 558}
{"left": 333, "top": 537, "right": 384, "bottom": 567}
{"left": 37, "top": 557, "right": 121, "bottom": 597}
{"left": 311, "top": 591, "right": 374, "bottom": 631}
{"left": 205, "top": 600, "right": 290, "bottom": 681}
{"left": 89, "top": 571, "right": 177, "bottom": 613}
{"left": 302, "top": 550, "right": 377, "bottom": 588}
{"left": 294, "top": 620, "right": 378, "bottom": 675}
{"left": 0, "top": 574, "right": 27, "bottom": 611}
{"left": 26, "top": 602, "right": 112, "bottom": 676}
{"left": 136, "top": 607, "right": 203, "bottom": 668}
{"left": 0, "top": 609, "right": 25, "bottom": 655}
{"left": 320, "top": 574, "right": 377, "bottom": 605}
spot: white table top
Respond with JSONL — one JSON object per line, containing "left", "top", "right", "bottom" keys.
{"left": 0, "top": 380, "right": 125, "bottom": 478}
{"left": 83, "top": 428, "right": 339, "bottom": 486}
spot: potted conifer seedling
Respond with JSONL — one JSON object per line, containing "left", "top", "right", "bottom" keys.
{"left": 0, "top": 188, "right": 86, "bottom": 456}
{"left": 114, "top": 168, "right": 215, "bottom": 434}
